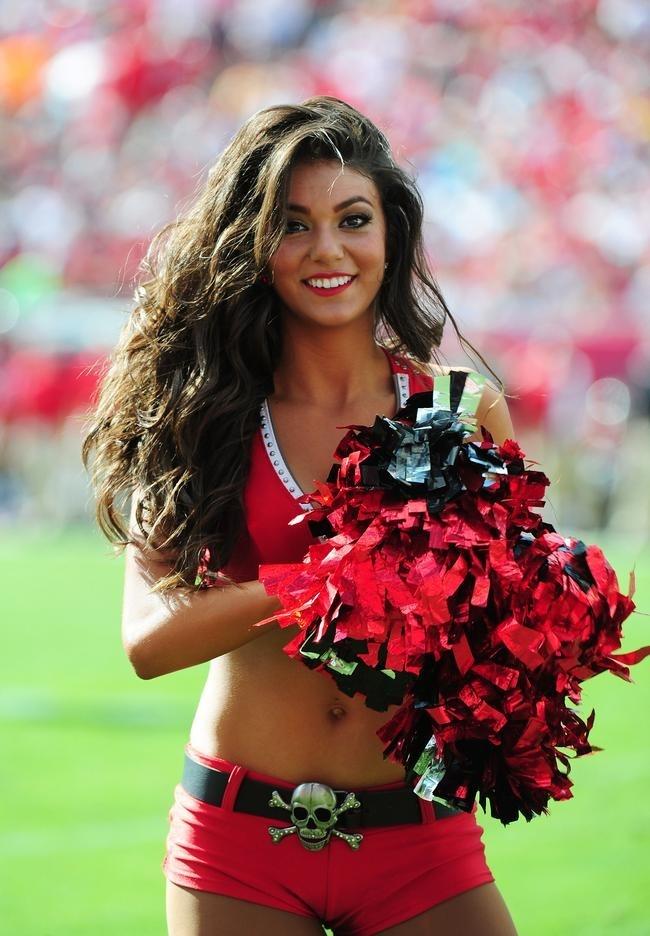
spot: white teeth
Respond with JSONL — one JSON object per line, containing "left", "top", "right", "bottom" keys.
{"left": 306, "top": 275, "right": 353, "bottom": 289}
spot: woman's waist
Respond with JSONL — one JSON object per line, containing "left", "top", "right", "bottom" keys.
{"left": 188, "top": 724, "right": 409, "bottom": 788}
{"left": 183, "top": 740, "right": 409, "bottom": 795}
{"left": 190, "top": 669, "right": 407, "bottom": 787}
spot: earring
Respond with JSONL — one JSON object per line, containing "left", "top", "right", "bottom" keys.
{"left": 259, "top": 268, "right": 275, "bottom": 285}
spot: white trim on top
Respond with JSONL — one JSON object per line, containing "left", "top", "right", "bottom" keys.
{"left": 260, "top": 369, "right": 411, "bottom": 500}
{"left": 259, "top": 399, "right": 304, "bottom": 499}
{"left": 394, "top": 371, "right": 410, "bottom": 410}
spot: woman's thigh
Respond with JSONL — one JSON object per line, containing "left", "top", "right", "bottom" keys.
{"left": 166, "top": 881, "right": 326, "bottom": 936}
{"left": 375, "top": 882, "right": 518, "bottom": 936}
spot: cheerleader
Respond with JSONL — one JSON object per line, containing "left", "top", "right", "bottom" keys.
{"left": 84, "top": 96, "right": 518, "bottom": 935}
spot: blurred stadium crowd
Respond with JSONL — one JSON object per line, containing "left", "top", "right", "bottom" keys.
{"left": 0, "top": 0, "right": 648, "bottom": 535}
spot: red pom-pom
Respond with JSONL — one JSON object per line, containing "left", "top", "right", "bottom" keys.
{"left": 251, "top": 377, "right": 647, "bottom": 824}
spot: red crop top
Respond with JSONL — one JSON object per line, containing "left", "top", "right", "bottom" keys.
{"left": 221, "top": 351, "right": 434, "bottom": 583}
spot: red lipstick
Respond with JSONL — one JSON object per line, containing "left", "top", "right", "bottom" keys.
{"left": 303, "top": 273, "right": 356, "bottom": 297}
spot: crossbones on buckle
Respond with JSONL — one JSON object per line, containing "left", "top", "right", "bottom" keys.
{"left": 268, "top": 782, "right": 363, "bottom": 851}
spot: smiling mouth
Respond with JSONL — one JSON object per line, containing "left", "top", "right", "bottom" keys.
{"left": 303, "top": 275, "right": 356, "bottom": 295}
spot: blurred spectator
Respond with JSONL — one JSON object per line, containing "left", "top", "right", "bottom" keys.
{"left": 1, "top": 0, "right": 648, "bottom": 534}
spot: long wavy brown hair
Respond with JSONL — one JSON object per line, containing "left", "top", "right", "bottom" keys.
{"left": 82, "top": 96, "right": 501, "bottom": 589}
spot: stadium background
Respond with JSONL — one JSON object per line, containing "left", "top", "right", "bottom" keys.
{"left": 1, "top": 1, "right": 648, "bottom": 933}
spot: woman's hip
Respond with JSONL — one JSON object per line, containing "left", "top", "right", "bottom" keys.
{"left": 163, "top": 742, "right": 493, "bottom": 918}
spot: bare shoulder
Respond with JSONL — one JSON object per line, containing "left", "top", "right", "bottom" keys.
{"left": 477, "top": 381, "right": 514, "bottom": 444}
{"left": 435, "top": 363, "right": 515, "bottom": 445}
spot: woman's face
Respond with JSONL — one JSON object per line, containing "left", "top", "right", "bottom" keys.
{"left": 269, "top": 159, "right": 387, "bottom": 331}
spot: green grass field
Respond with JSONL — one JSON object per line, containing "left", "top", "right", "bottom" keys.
{"left": 1, "top": 529, "right": 648, "bottom": 935}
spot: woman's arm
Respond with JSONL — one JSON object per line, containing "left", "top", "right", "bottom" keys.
{"left": 122, "top": 504, "right": 281, "bottom": 680}
{"left": 474, "top": 379, "right": 515, "bottom": 445}
{"left": 122, "top": 377, "right": 513, "bottom": 682}
{"left": 430, "top": 365, "right": 515, "bottom": 446}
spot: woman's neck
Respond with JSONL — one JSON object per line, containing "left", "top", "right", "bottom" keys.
{"left": 272, "top": 322, "right": 392, "bottom": 409}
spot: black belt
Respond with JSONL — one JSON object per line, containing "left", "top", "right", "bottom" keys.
{"left": 181, "top": 754, "right": 462, "bottom": 830}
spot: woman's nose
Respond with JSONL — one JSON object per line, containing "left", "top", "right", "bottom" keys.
{"left": 309, "top": 224, "right": 344, "bottom": 262}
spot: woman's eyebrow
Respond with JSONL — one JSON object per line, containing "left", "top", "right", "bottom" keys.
{"left": 286, "top": 196, "right": 374, "bottom": 214}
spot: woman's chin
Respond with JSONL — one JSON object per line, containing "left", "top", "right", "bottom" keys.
{"left": 282, "top": 304, "right": 375, "bottom": 331}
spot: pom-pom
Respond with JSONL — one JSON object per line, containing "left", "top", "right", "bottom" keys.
{"left": 254, "top": 370, "right": 647, "bottom": 825}
{"left": 254, "top": 372, "right": 648, "bottom": 824}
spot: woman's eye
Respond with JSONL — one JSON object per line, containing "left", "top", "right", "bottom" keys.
{"left": 341, "top": 213, "right": 371, "bottom": 229}
{"left": 285, "top": 219, "right": 306, "bottom": 234}
{"left": 285, "top": 213, "right": 371, "bottom": 234}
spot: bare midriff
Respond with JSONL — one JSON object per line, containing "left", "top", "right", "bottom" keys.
{"left": 189, "top": 624, "right": 408, "bottom": 788}
{"left": 188, "top": 372, "right": 411, "bottom": 787}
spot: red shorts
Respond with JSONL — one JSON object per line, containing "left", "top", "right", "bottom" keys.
{"left": 164, "top": 745, "right": 495, "bottom": 936}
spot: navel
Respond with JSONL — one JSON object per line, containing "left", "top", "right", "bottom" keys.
{"left": 328, "top": 704, "right": 348, "bottom": 721}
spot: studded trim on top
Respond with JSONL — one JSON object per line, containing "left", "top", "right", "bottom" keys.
{"left": 259, "top": 399, "right": 304, "bottom": 500}
{"left": 260, "top": 369, "right": 412, "bottom": 500}
{"left": 394, "top": 371, "right": 410, "bottom": 409}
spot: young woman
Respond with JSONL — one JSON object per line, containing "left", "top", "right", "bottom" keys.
{"left": 84, "top": 97, "right": 519, "bottom": 936}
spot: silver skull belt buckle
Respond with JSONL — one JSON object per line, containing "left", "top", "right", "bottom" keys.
{"left": 268, "top": 781, "right": 363, "bottom": 851}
